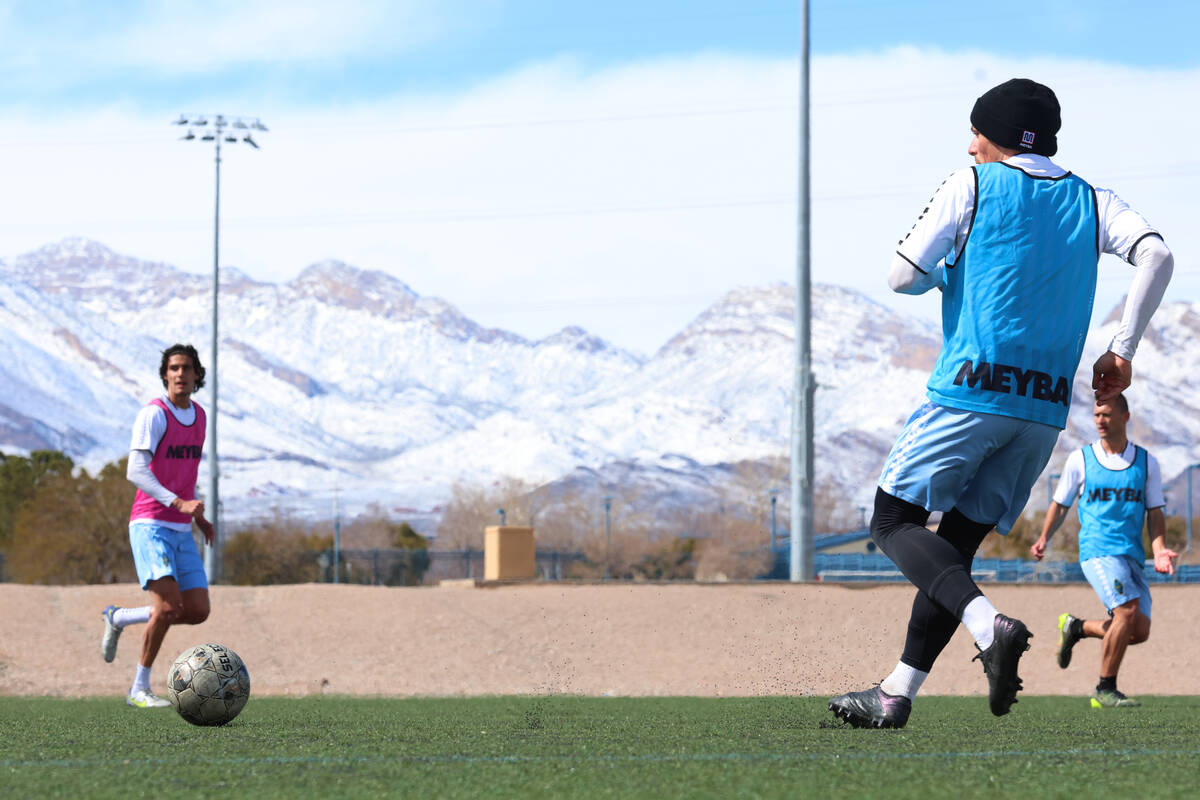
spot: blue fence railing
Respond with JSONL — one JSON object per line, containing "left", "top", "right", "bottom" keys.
{"left": 803, "top": 553, "right": 1200, "bottom": 584}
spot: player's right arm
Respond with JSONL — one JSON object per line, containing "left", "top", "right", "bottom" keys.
{"left": 1030, "top": 451, "right": 1084, "bottom": 560}
{"left": 890, "top": 168, "right": 975, "bottom": 295}
{"left": 127, "top": 452, "right": 205, "bottom": 515}
{"left": 1031, "top": 502, "right": 1067, "bottom": 560}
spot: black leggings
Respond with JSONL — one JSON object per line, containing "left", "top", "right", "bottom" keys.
{"left": 869, "top": 487, "right": 994, "bottom": 672}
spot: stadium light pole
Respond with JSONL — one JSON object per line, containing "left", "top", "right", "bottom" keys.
{"left": 333, "top": 480, "right": 341, "bottom": 584}
{"left": 790, "top": 0, "right": 815, "bottom": 581}
{"left": 1188, "top": 463, "right": 1198, "bottom": 554}
{"left": 768, "top": 489, "right": 779, "bottom": 555}
{"left": 603, "top": 496, "right": 613, "bottom": 580}
{"left": 174, "top": 113, "right": 267, "bottom": 582}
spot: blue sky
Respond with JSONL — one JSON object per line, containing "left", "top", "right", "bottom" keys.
{"left": 7, "top": 1, "right": 1197, "bottom": 110}
{"left": 1, "top": 1, "right": 1197, "bottom": 354}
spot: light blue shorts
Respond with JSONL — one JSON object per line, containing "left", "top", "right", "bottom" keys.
{"left": 129, "top": 521, "right": 208, "bottom": 592}
{"left": 879, "top": 401, "right": 1060, "bottom": 534}
{"left": 1081, "top": 555, "right": 1152, "bottom": 619}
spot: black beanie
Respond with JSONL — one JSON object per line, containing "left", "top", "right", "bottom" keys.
{"left": 970, "top": 78, "right": 1060, "bottom": 157}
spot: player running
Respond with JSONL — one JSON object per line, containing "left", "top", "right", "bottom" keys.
{"left": 1031, "top": 394, "right": 1177, "bottom": 708}
{"left": 101, "top": 344, "right": 215, "bottom": 708}
{"left": 828, "top": 78, "right": 1173, "bottom": 728}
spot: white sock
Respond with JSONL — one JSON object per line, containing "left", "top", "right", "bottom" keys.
{"left": 113, "top": 606, "right": 152, "bottom": 628}
{"left": 131, "top": 663, "right": 152, "bottom": 695}
{"left": 880, "top": 662, "right": 928, "bottom": 700}
{"left": 962, "top": 596, "right": 1000, "bottom": 650}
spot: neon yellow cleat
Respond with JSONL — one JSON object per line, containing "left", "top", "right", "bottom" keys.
{"left": 126, "top": 689, "right": 172, "bottom": 709}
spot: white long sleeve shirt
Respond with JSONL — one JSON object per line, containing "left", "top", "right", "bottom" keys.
{"left": 889, "top": 154, "right": 1174, "bottom": 360}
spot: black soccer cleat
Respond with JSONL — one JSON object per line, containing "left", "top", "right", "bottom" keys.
{"left": 972, "top": 613, "right": 1033, "bottom": 716}
{"left": 1056, "top": 613, "right": 1082, "bottom": 669}
{"left": 828, "top": 685, "right": 912, "bottom": 729}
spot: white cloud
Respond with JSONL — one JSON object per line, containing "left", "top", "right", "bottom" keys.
{"left": 1, "top": 0, "right": 450, "bottom": 79}
{"left": 1, "top": 48, "right": 1196, "bottom": 354}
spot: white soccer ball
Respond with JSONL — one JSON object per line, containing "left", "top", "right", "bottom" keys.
{"left": 167, "top": 643, "right": 251, "bottom": 726}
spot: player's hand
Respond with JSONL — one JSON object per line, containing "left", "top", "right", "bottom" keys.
{"left": 196, "top": 515, "right": 216, "bottom": 546}
{"left": 1092, "top": 351, "right": 1132, "bottom": 402}
{"left": 1030, "top": 537, "right": 1047, "bottom": 561}
{"left": 1153, "top": 548, "right": 1178, "bottom": 575}
{"left": 173, "top": 497, "right": 206, "bottom": 518}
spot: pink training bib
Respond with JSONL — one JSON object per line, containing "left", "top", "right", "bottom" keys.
{"left": 129, "top": 398, "right": 207, "bottom": 524}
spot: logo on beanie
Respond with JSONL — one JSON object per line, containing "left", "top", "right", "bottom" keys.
{"left": 1020, "top": 130, "right": 1036, "bottom": 148}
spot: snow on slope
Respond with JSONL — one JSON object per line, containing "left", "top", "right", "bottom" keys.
{"left": 2, "top": 238, "right": 1196, "bottom": 523}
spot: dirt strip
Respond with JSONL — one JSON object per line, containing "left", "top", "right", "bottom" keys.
{"left": 1, "top": 582, "right": 1195, "bottom": 699}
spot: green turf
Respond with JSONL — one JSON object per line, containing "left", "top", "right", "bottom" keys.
{"left": 2, "top": 695, "right": 1198, "bottom": 799}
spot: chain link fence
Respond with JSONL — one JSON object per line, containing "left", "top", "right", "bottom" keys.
{"left": 317, "top": 548, "right": 588, "bottom": 586}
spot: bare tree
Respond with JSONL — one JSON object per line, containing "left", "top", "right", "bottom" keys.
{"left": 434, "top": 477, "right": 539, "bottom": 549}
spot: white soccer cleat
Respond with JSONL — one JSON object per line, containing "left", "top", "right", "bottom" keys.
{"left": 126, "top": 689, "right": 172, "bottom": 709}
{"left": 101, "top": 605, "right": 122, "bottom": 663}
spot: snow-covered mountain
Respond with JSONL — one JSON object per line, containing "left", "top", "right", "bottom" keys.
{"left": 2, "top": 238, "right": 1196, "bottom": 525}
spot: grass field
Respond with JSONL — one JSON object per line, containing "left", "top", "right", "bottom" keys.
{"left": 3, "top": 695, "right": 1199, "bottom": 799}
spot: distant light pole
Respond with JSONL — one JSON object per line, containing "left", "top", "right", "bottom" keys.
{"left": 603, "top": 496, "right": 613, "bottom": 580}
{"left": 333, "top": 480, "right": 341, "bottom": 584}
{"left": 174, "top": 113, "right": 267, "bottom": 582}
{"left": 768, "top": 489, "right": 779, "bottom": 554}
{"left": 1188, "top": 463, "right": 1199, "bottom": 554}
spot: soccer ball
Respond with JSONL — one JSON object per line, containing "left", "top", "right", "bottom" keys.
{"left": 167, "top": 643, "right": 251, "bottom": 726}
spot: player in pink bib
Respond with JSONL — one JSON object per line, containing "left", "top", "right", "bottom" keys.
{"left": 100, "top": 344, "right": 216, "bottom": 709}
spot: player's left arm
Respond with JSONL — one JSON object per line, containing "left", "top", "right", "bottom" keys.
{"left": 1148, "top": 508, "right": 1176, "bottom": 575}
{"left": 195, "top": 514, "right": 215, "bottom": 546}
{"left": 1092, "top": 190, "right": 1174, "bottom": 400}
{"left": 1144, "top": 451, "right": 1175, "bottom": 573}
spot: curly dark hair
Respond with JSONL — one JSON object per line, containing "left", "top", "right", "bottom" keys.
{"left": 159, "top": 343, "right": 206, "bottom": 390}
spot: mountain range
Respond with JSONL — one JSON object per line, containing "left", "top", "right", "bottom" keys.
{"left": 1, "top": 238, "right": 1196, "bottom": 529}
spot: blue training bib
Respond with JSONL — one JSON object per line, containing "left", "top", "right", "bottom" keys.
{"left": 927, "top": 162, "right": 1098, "bottom": 429}
{"left": 1078, "top": 445, "right": 1148, "bottom": 562}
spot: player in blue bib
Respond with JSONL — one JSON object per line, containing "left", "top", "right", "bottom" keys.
{"left": 1031, "top": 394, "right": 1176, "bottom": 708}
{"left": 829, "top": 79, "right": 1174, "bottom": 730}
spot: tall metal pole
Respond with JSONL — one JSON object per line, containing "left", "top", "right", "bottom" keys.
{"left": 174, "top": 113, "right": 266, "bottom": 583}
{"left": 790, "top": 0, "right": 814, "bottom": 581}
{"left": 1188, "top": 463, "right": 1197, "bottom": 554}
{"left": 603, "top": 496, "right": 612, "bottom": 580}
{"left": 333, "top": 480, "right": 341, "bottom": 584}
{"left": 208, "top": 130, "right": 222, "bottom": 582}
{"left": 769, "top": 489, "right": 779, "bottom": 553}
